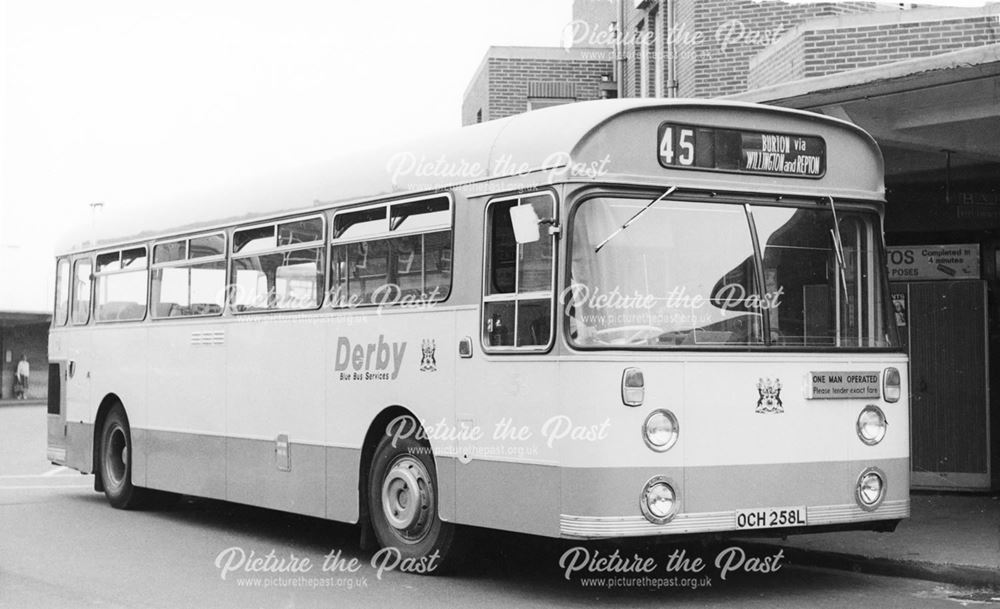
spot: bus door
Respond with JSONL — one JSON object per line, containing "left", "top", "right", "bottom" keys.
{"left": 454, "top": 192, "right": 561, "bottom": 535}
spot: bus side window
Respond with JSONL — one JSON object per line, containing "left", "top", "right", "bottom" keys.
{"left": 54, "top": 259, "right": 70, "bottom": 326}
{"left": 330, "top": 197, "right": 452, "bottom": 309}
{"left": 483, "top": 193, "right": 555, "bottom": 350}
{"left": 72, "top": 259, "right": 92, "bottom": 325}
{"left": 231, "top": 218, "right": 325, "bottom": 313}
{"left": 487, "top": 200, "right": 517, "bottom": 295}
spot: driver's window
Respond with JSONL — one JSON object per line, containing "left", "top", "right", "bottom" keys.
{"left": 483, "top": 193, "right": 556, "bottom": 350}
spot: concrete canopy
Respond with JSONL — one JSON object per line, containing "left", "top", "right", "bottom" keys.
{"left": 0, "top": 312, "right": 51, "bottom": 327}
{"left": 731, "top": 44, "right": 1000, "bottom": 180}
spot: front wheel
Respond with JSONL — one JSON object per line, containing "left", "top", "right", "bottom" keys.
{"left": 367, "top": 420, "right": 457, "bottom": 572}
{"left": 99, "top": 405, "right": 148, "bottom": 509}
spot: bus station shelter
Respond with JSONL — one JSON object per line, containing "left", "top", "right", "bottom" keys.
{"left": 0, "top": 311, "right": 50, "bottom": 401}
{"left": 735, "top": 44, "right": 1000, "bottom": 491}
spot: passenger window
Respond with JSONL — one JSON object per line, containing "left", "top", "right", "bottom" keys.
{"left": 154, "top": 240, "right": 186, "bottom": 264}
{"left": 391, "top": 198, "right": 450, "bottom": 232}
{"left": 334, "top": 207, "right": 387, "bottom": 240}
{"left": 483, "top": 193, "right": 555, "bottom": 349}
{"left": 278, "top": 218, "right": 324, "bottom": 247}
{"left": 151, "top": 233, "right": 226, "bottom": 318}
{"left": 95, "top": 248, "right": 148, "bottom": 322}
{"left": 330, "top": 197, "right": 452, "bottom": 308}
{"left": 96, "top": 252, "right": 120, "bottom": 273}
{"left": 122, "top": 247, "right": 147, "bottom": 269}
{"left": 233, "top": 225, "right": 276, "bottom": 254}
{"left": 54, "top": 259, "right": 70, "bottom": 326}
{"left": 231, "top": 218, "right": 325, "bottom": 312}
{"left": 189, "top": 234, "right": 225, "bottom": 258}
{"left": 71, "top": 259, "right": 92, "bottom": 325}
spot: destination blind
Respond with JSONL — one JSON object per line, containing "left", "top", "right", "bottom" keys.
{"left": 657, "top": 122, "right": 826, "bottom": 179}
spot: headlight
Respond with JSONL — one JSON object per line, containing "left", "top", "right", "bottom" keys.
{"left": 857, "top": 405, "right": 887, "bottom": 445}
{"left": 643, "top": 409, "right": 679, "bottom": 452}
{"left": 640, "top": 476, "right": 678, "bottom": 524}
{"left": 855, "top": 468, "right": 886, "bottom": 510}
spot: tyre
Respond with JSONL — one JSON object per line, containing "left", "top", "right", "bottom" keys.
{"left": 99, "top": 405, "right": 148, "bottom": 509}
{"left": 367, "top": 418, "right": 457, "bottom": 572}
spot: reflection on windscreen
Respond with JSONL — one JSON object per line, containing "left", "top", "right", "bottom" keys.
{"left": 569, "top": 200, "right": 764, "bottom": 346}
{"left": 754, "top": 207, "right": 887, "bottom": 347}
{"left": 568, "top": 197, "right": 893, "bottom": 349}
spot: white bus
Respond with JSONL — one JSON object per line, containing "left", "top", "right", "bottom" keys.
{"left": 48, "top": 99, "right": 907, "bottom": 565}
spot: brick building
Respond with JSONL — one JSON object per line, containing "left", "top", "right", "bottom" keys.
{"left": 462, "top": 47, "right": 615, "bottom": 126}
{"left": 620, "top": 0, "right": 900, "bottom": 98}
{"left": 462, "top": 0, "right": 619, "bottom": 126}
{"left": 748, "top": 7, "right": 1000, "bottom": 88}
{"left": 467, "top": 1, "right": 998, "bottom": 110}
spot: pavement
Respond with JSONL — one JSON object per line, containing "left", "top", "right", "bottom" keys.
{"left": 745, "top": 493, "right": 1000, "bottom": 589}
{"left": 3, "top": 400, "right": 997, "bottom": 590}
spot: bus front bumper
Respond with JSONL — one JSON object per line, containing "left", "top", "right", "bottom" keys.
{"left": 558, "top": 458, "right": 909, "bottom": 539}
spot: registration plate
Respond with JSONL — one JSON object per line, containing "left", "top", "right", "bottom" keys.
{"left": 734, "top": 506, "right": 807, "bottom": 530}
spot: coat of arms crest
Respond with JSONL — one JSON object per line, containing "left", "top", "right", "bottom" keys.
{"left": 756, "top": 377, "right": 783, "bottom": 413}
{"left": 419, "top": 339, "right": 437, "bottom": 372}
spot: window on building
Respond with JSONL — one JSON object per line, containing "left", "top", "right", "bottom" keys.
{"left": 231, "top": 217, "right": 325, "bottom": 312}
{"left": 476, "top": 109, "right": 483, "bottom": 123}
{"left": 639, "top": 20, "right": 650, "bottom": 98}
{"left": 653, "top": 8, "right": 664, "bottom": 97}
{"left": 151, "top": 233, "right": 227, "bottom": 318}
{"left": 54, "top": 259, "right": 70, "bottom": 326}
{"left": 483, "top": 192, "right": 556, "bottom": 350}
{"left": 526, "top": 81, "right": 577, "bottom": 112}
{"left": 331, "top": 196, "right": 452, "bottom": 308}
{"left": 94, "top": 247, "right": 148, "bottom": 322}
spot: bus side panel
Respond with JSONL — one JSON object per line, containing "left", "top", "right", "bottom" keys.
{"left": 144, "top": 320, "right": 227, "bottom": 498}
{"left": 61, "top": 329, "right": 93, "bottom": 474}
{"left": 91, "top": 326, "right": 149, "bottom": 484}
{"left": 63, "top": 326, "right": 147, "bottom": 477}
{"left": 226, "top": 316, "right": 328, "bottom": 517}
{"left": 325, "top": 446, "right": 362, "bottom": 523}
{"left": 453, "top": 326, "right": 564, "bottom": 536}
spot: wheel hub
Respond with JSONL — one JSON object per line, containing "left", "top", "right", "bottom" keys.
{"left": 105, "top": 426, "right": 128, "bottom": 487}
{"left": 380, "top": 456, "right": 432, "bottom": 542}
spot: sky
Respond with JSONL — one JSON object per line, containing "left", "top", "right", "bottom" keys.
{"left": 0, "top": 0, "right": 571, "bottom": 311}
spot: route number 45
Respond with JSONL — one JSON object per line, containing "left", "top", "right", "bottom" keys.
{"left": 660, "top": 127, "right": 695, "bottom": 166}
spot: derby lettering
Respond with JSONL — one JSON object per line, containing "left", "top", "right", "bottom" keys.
{"left": 334, "top": 335, "right": 406, "bottom": 380}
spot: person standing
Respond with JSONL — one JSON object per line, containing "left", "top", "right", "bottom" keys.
{"left": 15, "top": 354, "right": 29, "bottom": 400}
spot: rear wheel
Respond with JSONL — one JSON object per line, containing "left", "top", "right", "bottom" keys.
{"left": 367, "top": 418, "right": 457, "bottom": 572}
{"left": 99, "top": 405, "right": 148, "bottom": 509}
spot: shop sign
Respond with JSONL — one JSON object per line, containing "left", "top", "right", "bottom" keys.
{"left": 886, "top": 244, "right": 979, "bottom": 281}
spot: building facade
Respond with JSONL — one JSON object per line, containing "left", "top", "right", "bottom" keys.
{"left": 462, "top": 47, "right": 615, "bottom": 126}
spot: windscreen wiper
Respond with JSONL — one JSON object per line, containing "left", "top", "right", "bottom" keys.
{"left": 594, "top": 186, "right": 677, "bottom": 253}
{"left": 825, "top": 196, "right": 850, "bottom": 304}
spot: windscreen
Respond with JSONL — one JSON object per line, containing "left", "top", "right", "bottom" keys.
{"left": 567, "top": 196, "right": 896, "bottom": 349}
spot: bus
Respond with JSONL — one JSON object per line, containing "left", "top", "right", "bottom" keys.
{"left": 48, "top": 99, "right": 907, "bottom": 565}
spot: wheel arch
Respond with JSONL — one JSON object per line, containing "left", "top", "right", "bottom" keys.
{"left": 91, "top": 392, "right": 124, "bottom": 492}
{"left": 358, "top": 403, "right": 461, "bottom": 542}
{"left": 359, "top": 405, "right": 418, "bottom": 519}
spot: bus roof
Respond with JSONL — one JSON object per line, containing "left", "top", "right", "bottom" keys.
{"left": 56, "top": 99, "right": 882, "bottom": 255}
